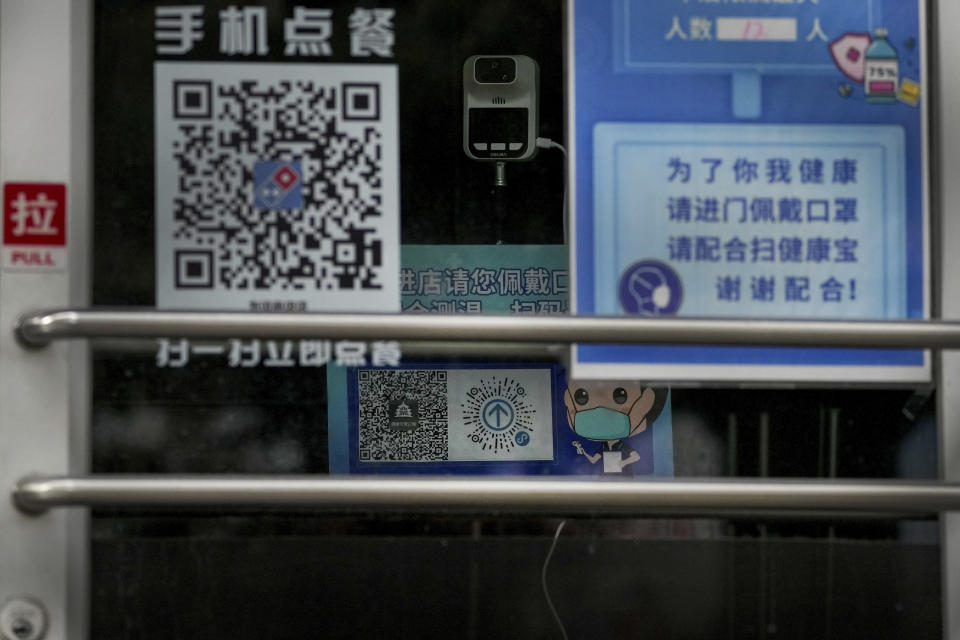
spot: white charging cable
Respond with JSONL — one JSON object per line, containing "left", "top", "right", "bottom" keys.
{"left": 541, "top": 519, "right": 569, "bottom": 640}
{"left": 536, "top": 137, "right": 568, "bottom": 244}
{"left": 536, "top": 136, "right": 567, "bottom": 156}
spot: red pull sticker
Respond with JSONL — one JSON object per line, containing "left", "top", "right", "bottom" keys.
{"left": 3, "top": 182, "right": 67, "bottom": 271}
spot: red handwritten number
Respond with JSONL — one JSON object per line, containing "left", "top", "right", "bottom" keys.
{"left": 742, "top": 20, "right": 766, "bottom": 40}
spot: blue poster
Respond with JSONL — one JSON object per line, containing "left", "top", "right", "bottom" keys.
{"left": 328, "top": 244, "right": 674, "bottom": 476}
{"left": 327, "top": 362, "right": 675, "bottom": 477}
{"left": 570, "top": 0, "right": 929, "bottom": 383}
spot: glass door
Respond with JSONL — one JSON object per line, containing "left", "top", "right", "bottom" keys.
{"left": 1, "top": 1, "right": 956, "bottom": 638}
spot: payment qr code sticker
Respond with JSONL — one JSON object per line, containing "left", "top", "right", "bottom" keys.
{"left": 357, "top": 368, "right": 555, "bottom": 463}
{"left": 154, "top": 62, "right": 399, "bottom": 311}
{"left": 358, "top": 369, "right": 449, "bottom": 462}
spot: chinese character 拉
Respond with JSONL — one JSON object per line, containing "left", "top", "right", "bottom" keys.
{"left": 9, "top": 191, "right": 59, "bottom": 236}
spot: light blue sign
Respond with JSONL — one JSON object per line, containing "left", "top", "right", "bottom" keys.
{"left": 594, "top": 123, "right": 905, "bottom": 319}
{"left": 401, "top": 244, "right": 568, "bottom": 315}
{"left": 571, "top": 0, "right": 928, "bottom": 382}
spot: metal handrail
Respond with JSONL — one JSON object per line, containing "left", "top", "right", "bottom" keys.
{"left": 14, "top": 308, "right": 960, "bottom": 348}
{"left": 12, "top": 475, "right": 960, "bottom": 515}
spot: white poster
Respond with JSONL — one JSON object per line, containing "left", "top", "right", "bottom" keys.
{"left": 155, "top": 62, "right": 399, "bottom": 311}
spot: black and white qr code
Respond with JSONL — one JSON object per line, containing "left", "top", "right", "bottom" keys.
{"left": 154, "top": 62, "right": 399, "bottom": 311}
{"left": 357, "top": 369, "right": 448, "bottom": 462}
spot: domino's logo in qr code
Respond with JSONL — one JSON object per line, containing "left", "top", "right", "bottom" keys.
{"left": 254, "top": 161, "right": 302, "bottom": 209}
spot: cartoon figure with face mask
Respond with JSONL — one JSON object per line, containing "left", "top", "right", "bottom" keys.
{"left": 564, "top": 381, "right": 668, "bottom": 475}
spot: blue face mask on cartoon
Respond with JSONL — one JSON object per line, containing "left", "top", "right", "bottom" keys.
{"left": 573, "top": 407, "right": 631, "bottom": 440}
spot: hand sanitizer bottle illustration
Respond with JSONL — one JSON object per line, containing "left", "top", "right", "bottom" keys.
{"left": 865, "top": 27, "right": 898, "bottom": 103}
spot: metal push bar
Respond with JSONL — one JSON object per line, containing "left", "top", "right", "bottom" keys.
{"left": 13, "top": 476, "right": 960, "bottom": 515}
{"left": 15, "top": 308, "right": 960, "bottom": 349}
{"left": 12, "top": 308, "right": 960, "bottom": 517}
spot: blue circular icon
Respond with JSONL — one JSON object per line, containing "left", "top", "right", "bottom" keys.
{"left": 514, "top": 431, "right": 531, "bottom": 446}
{"left": 481, "top": 398, "right": 515, "bottom": 432}
{"left": 619, "top": 260, "right": 683, "bottom": 316}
